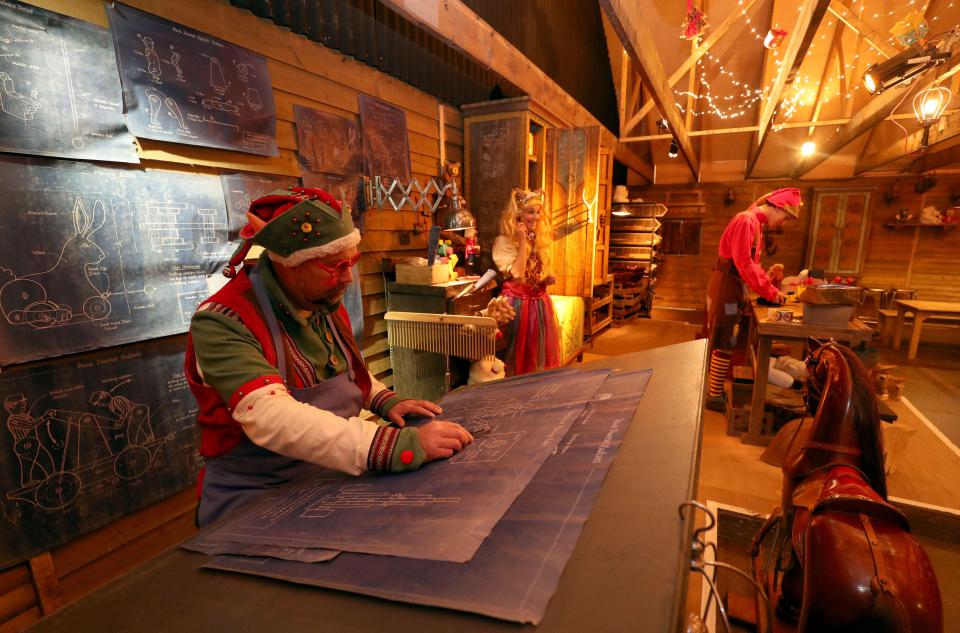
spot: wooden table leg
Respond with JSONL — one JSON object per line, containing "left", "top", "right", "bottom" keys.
{"left": 892, "top": 306, "right": 907, "bottom": 350}
{"left": 907, "top": 312, "right": 928, "bottom": 360}
{"left": 744, "top": 334, "right": 771, "bottom": 446}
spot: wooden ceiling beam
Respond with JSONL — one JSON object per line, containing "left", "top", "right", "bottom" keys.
{"left": 856, "top": 112, "right": 960, "bottom": 173}
{"left": 745, "top": 0, "right": 831, "bottom": 177}
{"left": 382, "top": 0, "right": 616, "bottom": 133}
{"left": 796, "top": 54, "right": 960, "bottom": 178}
{"left": 808, "top": 22, "right": 844, "bottom": 137}
{"left": 827, "top": 0, "right": 899, "bottom": 59}
{"left": 906, "top": 135, "right": 960, "bottom": 173}
{"left": 618, "top": 50, "right": 629, "bottom": 135}
{"left": 621, "top": 0, "right": 760, "bottom": 136}
{"left": 601, "top": 0, "right": 700, "bottom": 178}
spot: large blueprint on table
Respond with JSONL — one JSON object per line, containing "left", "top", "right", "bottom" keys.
{"left": 198, "top": 368, "right": 612, "bottom": 563}
{"left": 208, "top": 368, "right": 652, "bottom": 624}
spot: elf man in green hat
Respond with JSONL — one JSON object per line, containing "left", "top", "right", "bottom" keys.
{"left": 186, "top": 187, "right": 473, "bottom": 526}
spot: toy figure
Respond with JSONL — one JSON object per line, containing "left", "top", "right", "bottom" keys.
{"left": 895, "top": 209, "right": 914, "bottom": 224}
{"left": 919, "top": 205, "right": 943, "bottom": 225}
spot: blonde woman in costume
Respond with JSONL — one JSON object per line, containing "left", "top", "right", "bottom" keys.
{"left": 492, "top": 188, "right": 561, "bottom": 375}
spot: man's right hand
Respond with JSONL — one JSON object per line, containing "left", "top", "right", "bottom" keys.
{"left": 417, "top": 420, "right": 474, "bottom": 462}
{"left": 775, "top": 291, "right": 787, "bottom": 304}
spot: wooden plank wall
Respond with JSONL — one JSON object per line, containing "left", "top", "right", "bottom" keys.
{"left": 631, "top": 176, "right": 960, "bottom": 313}
{"left": 1, "top": 1, "right": 464, "bottom": 629}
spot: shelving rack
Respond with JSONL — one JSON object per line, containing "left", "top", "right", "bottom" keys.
{"left": 609, "top": 202, "right": 666, "bottom": 323}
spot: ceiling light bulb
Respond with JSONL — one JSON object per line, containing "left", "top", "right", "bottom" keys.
{"left": 668, "top": 140, "right": 679, "bottom": 158}
{"left": 801, "top": 141, "right": 816, "bottom": 156}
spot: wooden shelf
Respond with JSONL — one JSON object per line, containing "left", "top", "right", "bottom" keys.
{"left": 883, "top": 222, "right": 957, "bottom": 236}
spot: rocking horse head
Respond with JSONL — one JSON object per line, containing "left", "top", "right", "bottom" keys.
{"left": 783, "top": 338, "right": 887, "bottom": 499}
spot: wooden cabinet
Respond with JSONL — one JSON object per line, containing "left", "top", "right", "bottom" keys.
{"left": 807, "top": 190, "right": 872, "bottom": 276}
{"left": 462, "top": 97, "right": 549, "bottom": 256}
{"left": 463, "top": 97, "right": 603, "bottom": 298}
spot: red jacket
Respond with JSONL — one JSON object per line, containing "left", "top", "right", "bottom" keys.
{"left": 184, "top": 264, "right": 372, "bottom": 459}
{"left": 718, "top": 206, "right": 780, "bottom": 301}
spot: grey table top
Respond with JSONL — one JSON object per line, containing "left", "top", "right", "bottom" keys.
{"left": 29, "top": 339, "right": 708, "bottom": 633}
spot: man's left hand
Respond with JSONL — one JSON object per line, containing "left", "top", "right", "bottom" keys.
{"left": 387, "top": 399, "right": 443, "bottom": 427}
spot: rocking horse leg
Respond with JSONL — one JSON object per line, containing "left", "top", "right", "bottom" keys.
{"left": 777, "top": 557, "right": 803, "bottom": 624}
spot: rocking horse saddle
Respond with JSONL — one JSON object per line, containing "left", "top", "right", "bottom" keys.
{"left": 812, "top": 466, "right": 909, "bottom": 529}
{"left": 789, "top": 465, "right": 909, "bottom": 561}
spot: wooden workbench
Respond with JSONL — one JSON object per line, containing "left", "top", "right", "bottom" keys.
{"left": 744, "top": 301, "right": 873, "bottom": 446}
{"left": 27, "top": 340, "right": 708, "bottom": 633}
{"left": 892, "top": 299, "right": 960, "bottom": 360}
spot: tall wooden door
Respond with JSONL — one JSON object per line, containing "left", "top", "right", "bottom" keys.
{"left": 807, "top": 190, "right": 872, "bottom": 276}
{"left": 594, "top": 147, "right": 613, "bottom": 286}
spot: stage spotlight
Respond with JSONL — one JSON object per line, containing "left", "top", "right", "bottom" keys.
{"left": 863, "top": 43, "right": 952, "bottom": 95}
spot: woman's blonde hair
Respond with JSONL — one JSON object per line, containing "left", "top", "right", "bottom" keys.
{"left": 498, "top": 188, "right": 552, "bottom": 269}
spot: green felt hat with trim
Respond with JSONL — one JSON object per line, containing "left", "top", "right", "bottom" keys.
{"left": 224, "top": 187, "right": 360, "bottom": 276}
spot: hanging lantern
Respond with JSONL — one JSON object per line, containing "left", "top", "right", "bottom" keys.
{"left": 912, "top": 85, "right": 952, "bottom": 148}
{"left": 681, "top": 0, "right": 708, "bottom": 40}
{"left": 764, "top": 28, "right": 788, "bottom": 49}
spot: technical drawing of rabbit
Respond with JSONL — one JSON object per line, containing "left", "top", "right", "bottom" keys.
{"left": 2, "top": 197, "right": 113, "bottom": 327}
{"left": 60, "top": 197, "right": 112, "bottom": 320}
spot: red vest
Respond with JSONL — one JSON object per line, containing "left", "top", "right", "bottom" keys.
{"left": 184, "top": 264, "right": 372, "bottom": 459}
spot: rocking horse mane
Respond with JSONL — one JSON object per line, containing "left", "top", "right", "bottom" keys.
{"left": 807, "top": 342, "right": 887, "bottom": 499}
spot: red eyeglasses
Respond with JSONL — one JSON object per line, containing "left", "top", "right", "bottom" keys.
{"left": 310, "top": 251, "right": 361, "bottom": 275}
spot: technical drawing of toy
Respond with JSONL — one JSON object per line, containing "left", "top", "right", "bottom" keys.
{"left": 0, "top": 72, "right": 41, "bottom": 121}
{"left": 4, "top": 386, "right": 166, "bottom": 513}
{"left": 201, "top": 97, "right": 239, "bottom": 115}
{"left": 166, "top": 47, "right": 183, "bottom": 81}
{"left": 451, "top": 430, "right": 524, "bottom": 464}
{"left": 245, "top": 88, "right": 261, "bottom": 111}
{"left": 135, "top": 200, "right": 227, "bottom": 253}
{"left": 145, "top": 87, "right": 188, "bottom": 131}
{"left": 209, "top": 57, "right": 228, "bottom": 93}
{"left": 0, "top": 197, "right": 112, "bottom": 329}
{"left": 301, "top": 483, "right": 461, "bottom": 518}
{"left": 141, "top": 36, "right": 162, "bottom": 80}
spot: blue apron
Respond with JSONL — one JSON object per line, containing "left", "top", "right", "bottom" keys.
{"left": 197, "top": 265, "right": 364, "bottom": 527}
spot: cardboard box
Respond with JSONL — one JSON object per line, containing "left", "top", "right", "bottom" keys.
{"left": 395, "top": 263, "right": 450, "bottom": 285}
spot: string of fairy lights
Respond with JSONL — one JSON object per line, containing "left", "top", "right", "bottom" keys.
{"left": 669, "top": 0, "right": 941, "bottom": 123}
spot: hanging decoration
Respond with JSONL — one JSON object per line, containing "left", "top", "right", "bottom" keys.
{"left": 764, "top": 28, "right": 788, "bottom": 49}
{"left": 681, "top": 0, "right": 709, "bottom": 40}
{"left": 890, "top": 9, "right": 929, "bottom": 48}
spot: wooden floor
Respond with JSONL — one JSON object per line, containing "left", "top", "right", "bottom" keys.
{"left": 582, "top": 318, "right": 960, "bottom": 629}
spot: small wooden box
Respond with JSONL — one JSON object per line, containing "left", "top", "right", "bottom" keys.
{"left": 395, "top": 263, "right": 450, "bottom": 285}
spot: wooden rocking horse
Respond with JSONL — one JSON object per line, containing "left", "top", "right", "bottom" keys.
{"left": 751, "top": 340, "right": 942, "bottom": 633}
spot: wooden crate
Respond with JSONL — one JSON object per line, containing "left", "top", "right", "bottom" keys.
{"left": 394, "top": 263, "right": 450, "bottom": 285}
{"left": 585, "top": 277, "right": 615, "bottom": 338}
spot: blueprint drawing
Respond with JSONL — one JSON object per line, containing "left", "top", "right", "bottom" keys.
{"left": 108, "top": 3, "right": 276, "bottom": 156}
{"left": 1, "top": 336, "right": 200, "bottom": 568}
{"left": 0, "top": 156, "right": 230, "bottom": 366}
{"left": 0, "top": 0, "right": 137, "bottom": 162}
{"left": 208, "top": 368, "right": 653, "bottom": 623}
{"left": 195, "top": 368, "right": 613, "bottom": 563}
